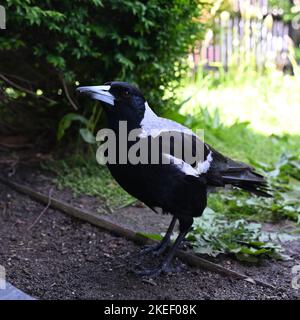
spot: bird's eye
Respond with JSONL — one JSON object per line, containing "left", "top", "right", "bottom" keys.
{"left": 124, "top": 90, "right": 130, "bottom": 96}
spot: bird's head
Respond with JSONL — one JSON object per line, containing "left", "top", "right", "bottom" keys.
{"left": 77, "top": 82, "right": 149, "bottom": 127}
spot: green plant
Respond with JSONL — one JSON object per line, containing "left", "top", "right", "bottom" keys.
{"left": 186, "top": 207, "right": 295, "bottom": 262}
{"left": 269, "top": 0, "right": 300, "bottom": 22}
{"left": 57, "top": 103, "right": 103, "bottom": 143}
{"left": 207, "top": 152, "right": 300, "bottom": 223}
{"left": 1, "top": 0, "right": 209, "bottom": 140}
{"left": 141, "top": 206, "right": 296, "bottom": 262}
{"left": 44, "top": 155, "right": 135, "bottom": 211}
{"left": 178, "top": 64, "right": 300, "bottom": 223}
{"left": 57, "top": 113, "right": 89, "bottom": 141}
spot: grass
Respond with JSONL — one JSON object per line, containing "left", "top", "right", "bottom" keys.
{"left": 179, "top": 68, "right": 300, "bottom": 162}
{"left": 45, "top": 155, "right": 135, "bottom": 211}
{"left": 181, "top": 70, "right": 300, "bottom": 136}
{"left": 175, "top": 67, "right": 300, "bottom": 224}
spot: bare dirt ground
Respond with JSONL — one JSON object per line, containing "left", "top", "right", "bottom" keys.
{"left": 0, "top": 160, "right": 300, "bottom": 300}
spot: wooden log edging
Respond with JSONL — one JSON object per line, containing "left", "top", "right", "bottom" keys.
{"left": 0, "top": 176, "right": 275, "bottom": 290}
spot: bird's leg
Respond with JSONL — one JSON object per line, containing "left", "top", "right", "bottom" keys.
{"left": 136, "top": 217, "right": 193, "bottom": 277}
{"left": 138, "top": 216, "right": 177, "bottom": 256}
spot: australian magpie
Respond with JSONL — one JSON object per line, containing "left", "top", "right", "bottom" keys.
{"left": 77, "top": 81, "right": 270, "bottom": 277}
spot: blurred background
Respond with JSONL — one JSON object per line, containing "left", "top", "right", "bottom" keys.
{"left": 0, "top": 0, "right": 300, "bottom": 259}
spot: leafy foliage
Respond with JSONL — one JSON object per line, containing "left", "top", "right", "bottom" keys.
{"left": 140, "top": 205, "right": 296, "bottom": 261}
{"left": 186, "top": 208, "right": 295, "bottom": 262}
{"left": 1, "top": 0, "right": 207, "bottom": 139}
{"left": 233, "top": 153, "right": 300, "bottom": 222}
{"left": 205, "top": 152, "right": 300, "bottom": 223}
{"left": 57, "top": 113, "right": 88, "bottom": 141}
{"left": 268, "top": 0, "right": 300, "bottom": 22}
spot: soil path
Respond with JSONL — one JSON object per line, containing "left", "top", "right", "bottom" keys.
{"left": 0, "top": 165, "right": 299, "bottom": 299}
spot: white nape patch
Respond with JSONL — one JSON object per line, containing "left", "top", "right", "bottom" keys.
{"left": 141, "top": 102, "right": 158, "bottom": 124}
{"left": 140, "top": 102, "right": 193, "bottom": 138}
{"left": 196, "top": 151, "right": 213, "bottom": 174}
{"left": 163, "top": 154, "right": 198, "bottom": 177}
{"left": 139, "top": 102, "right": 159, "bottom": 138}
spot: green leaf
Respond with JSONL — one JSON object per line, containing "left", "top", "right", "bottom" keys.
{"left": 46, "top": 54, "right": 66, "bottom": 69}
{"left": 137, "top": 232, "right": 163, "bottom": 241}
{"left": 79, "top": 128, "right": 96, "bottom": 144}
{"left": 57, "top": 113, "right": 88, "bottom": 141}
{"left": 188, "top": 209, "right": 288, "bottom": 261}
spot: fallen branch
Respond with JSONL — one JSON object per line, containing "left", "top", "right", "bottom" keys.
{"left": 0, "top": 176, "right": 276, "bottom": 290}
{"left": 27, "top": 188, "right": 53, "bottom": 230}
{"left": 0, "top": 73, "right": 57, "bottom": 104}
{"left": 0, "top": 72, "right": 37, "bottom": 86}
{"left": 60, "top": 75, "right": 79, "bottom": 110}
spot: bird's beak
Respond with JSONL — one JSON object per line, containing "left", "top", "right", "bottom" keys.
{"left": 76, "top": 85, "right": 114, "bottom": 106}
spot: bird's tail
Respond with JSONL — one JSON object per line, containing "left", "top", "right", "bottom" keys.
{"left": 220, "top": 167, "right": 271, "bottom": 197}
{"left": 206, "top": 146, "right": 272, "bottom": 197}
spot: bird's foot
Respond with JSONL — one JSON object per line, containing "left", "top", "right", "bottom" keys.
{"left": 178, "top": 239, "right": 191, "bottom": 250}
{"left": 138, "top": 241, "right": 170, "bottom": 257}
{"left": 134, "top": 261, "right": 183, "bottom": 278}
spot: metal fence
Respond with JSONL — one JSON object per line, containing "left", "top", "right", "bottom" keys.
{"left": 191, "top": 0, "right": 291, "bottom": 71}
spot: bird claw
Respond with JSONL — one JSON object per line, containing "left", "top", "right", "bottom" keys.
{"left": 138, "top": 241, "right": 170, "bottom": 257}
{"left": 133, "top": 261, "right": 183, "bottom": 278}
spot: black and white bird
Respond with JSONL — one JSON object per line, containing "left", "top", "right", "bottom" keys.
{"left": 77, "top": 81, "right": 270, "bottom": 276}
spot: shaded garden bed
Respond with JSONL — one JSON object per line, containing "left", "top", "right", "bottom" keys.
{"left": 0, "top": 161, "right": 299, "bottom": 299}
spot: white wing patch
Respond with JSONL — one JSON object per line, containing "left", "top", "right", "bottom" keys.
{"left": 196, "top": 151, "right": 213, "bottom": 174}
{"left": 163, "top": 154, "right": 198, "bottom": 177}
{"left": 163, "top": 152, "right": 213, "bottom": 177}
{"left": 140, "top": 101, "right": 214, "bottom": 176}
